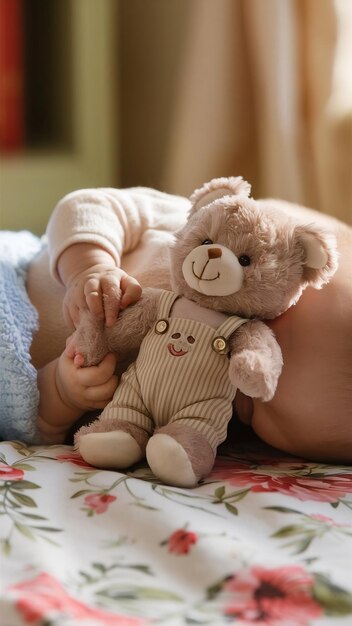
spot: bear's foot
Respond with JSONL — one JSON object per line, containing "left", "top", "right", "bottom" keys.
{"left": 146, "top": 434, "right": 197, "bottom": 487}
{"left": 79, "top": 431, "right": 143, "bottom": 469}
{"left": 146, "top": 423, "right": 215, "bottom": 488}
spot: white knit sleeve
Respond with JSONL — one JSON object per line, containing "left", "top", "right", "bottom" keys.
{"left": 46, "top": 187, "right": 190, "bottom": 281}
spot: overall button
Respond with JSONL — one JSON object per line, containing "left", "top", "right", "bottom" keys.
{"left": 155, "top": 319, "right": 169, "bottom": 334}
{"left": 212, "top": 336, "right": 228, "bottom": 354}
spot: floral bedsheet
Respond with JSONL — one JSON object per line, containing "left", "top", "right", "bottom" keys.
{"left": 1, "top": 438, "right": 352, "bottom": 626}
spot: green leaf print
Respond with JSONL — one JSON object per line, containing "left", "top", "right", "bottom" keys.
{"left": 313, "top": 573, "right": 352, "bottom": 616}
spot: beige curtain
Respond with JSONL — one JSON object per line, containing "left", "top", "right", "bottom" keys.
{"left": 163, "top": 0, "right": 352, "bottom": 224}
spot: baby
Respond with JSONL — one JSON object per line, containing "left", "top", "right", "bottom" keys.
{"left": 26, "top": 188, "right": 190, "bottom": 443}
{"left": 2, "top": 185, "right": 351, "bottom": 462}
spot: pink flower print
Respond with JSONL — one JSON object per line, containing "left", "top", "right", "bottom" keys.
{"left": 167, "top": 529, "right": 198, "bottom": 555}
{"left": 10, "top": 572, "right": 146, "bottom": 625}
{"left": 309, "top": 513, "right": 352, "bottom": 529}
{"left": 84, "top": 493, "right": 116, "bottom": 514}
{"left": 0, "top": 464, "right": 24, "bottom": 481}
{"left": 57, "top": 453, "right": 93, "bottom": 468}
{"left": 210, "top": 459, "right": 352, "bottom": 502}
{"left": 311, "top": 514, "right": 335, "bottom": 523}
{"left": 223, "top": 565, "right": 322, "bottom": 625}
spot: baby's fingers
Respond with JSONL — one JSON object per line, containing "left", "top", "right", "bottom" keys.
{"left": 77, "top": 352, "right": 117, "bottom": 386}
{"left": 120, "top": 274, "right": 142, "bottom": 310}
{"left": 101, "top": 274, "right": 122, "bottom": 327}
{"left": 84, "top": 277, "right": 105, "bottom": 320}
{"left": 84, "top": 375, "right": 119, "bottom": 407}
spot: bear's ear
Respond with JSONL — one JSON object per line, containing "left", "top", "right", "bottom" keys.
{"left": 189, "top": 176, "right": 251, "bottom": 214}
{"left": 295, "top": 225, "right": 338, "bottom": 288}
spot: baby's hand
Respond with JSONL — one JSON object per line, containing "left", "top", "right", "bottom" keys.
{"left": 56, "top": 337, "right": 119, "bottom": 413}
{"left": 63, "top": 266, "right": 142, "bottom": 330}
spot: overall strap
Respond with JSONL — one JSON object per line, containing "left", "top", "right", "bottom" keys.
{"left": 157, "top": 290, "right": 179, "bottom": 319}
{"left": 211, "top": 315, "right": 248, "bottom": 355}
{"left": 216, "top": 315, "right": 248, "bottom": 339}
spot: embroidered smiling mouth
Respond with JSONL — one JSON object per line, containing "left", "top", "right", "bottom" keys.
{"left": 167, "top": 343, "right": 187, "bottom": 356}
{"left": 192, "top": 261, "right": 220, "bottom": 281}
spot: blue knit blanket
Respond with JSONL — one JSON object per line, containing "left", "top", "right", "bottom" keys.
{"left": 0, "top": 231, "right": 44, "bottom": 442}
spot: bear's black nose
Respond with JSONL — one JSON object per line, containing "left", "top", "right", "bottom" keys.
{"left": 208, "top": 247, "right": 222, "bottom": 259}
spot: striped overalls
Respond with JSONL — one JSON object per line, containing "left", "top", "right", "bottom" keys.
{"left": 102, "top": 291, "right": 247, "bottom": 452}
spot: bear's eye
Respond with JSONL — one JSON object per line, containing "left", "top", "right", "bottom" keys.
{"left": 202, "top": 239, "right": 213, "bottom": 245}
{"left": 238, "top": 254, "right": 251, "bottom": 267}
{"left": 172, "top": 333, "right": 181, "bottom": 339}
{"left": 187, "top": 335, "right": 195, "bottom": 344}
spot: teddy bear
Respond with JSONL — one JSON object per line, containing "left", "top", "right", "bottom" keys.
{"left": 73, "top": 177, "right": 338, "bottom": 487}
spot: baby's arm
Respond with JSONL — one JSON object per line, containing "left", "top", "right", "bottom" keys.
{"left": 46, "top": 187, "right": 189, "bottom": 329}
{"left": 57, "top": 242, "right": 141, "bottom": 330}
{"left": 36, "top": 339, "right": 118, "bottom": 443}
{"left": 35, "top": 185, "right": 188, "bottom": 441}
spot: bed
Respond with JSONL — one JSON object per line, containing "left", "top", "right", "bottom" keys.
{"left": 1, "top": 426, "right": 352, "bottom": 626}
